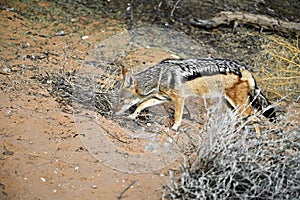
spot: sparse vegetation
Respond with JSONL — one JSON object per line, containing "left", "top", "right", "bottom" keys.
{"left": 258, "top": 36, "right": 300, "bottom": 101}
{"left": 163, "top": 102, "right": 300, "bottom": 199}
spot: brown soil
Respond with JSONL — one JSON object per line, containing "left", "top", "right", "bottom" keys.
{"left": 0, "top": 3, "right": 171, "bottom": 199}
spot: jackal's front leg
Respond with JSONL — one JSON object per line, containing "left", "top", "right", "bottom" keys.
{"left": 128, "top": 98, "right": 166, "bottom": 119}
{"left": 171, "top": 96, "right": 185, "bottom": 131}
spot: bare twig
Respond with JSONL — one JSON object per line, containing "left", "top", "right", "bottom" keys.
{"left": 170, "top": 0, "right": 181, "bottom": 17}
{"left": 117, "top": 180, "right": 137, "bottom": 200}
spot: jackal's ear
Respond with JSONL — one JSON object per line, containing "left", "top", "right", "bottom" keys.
{"left": 123, "top": 70, "right": 138, "bottom": 89}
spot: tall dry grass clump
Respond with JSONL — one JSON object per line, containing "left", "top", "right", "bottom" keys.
{"left": 257, "top": 36, "right": 299, "bottom": 101}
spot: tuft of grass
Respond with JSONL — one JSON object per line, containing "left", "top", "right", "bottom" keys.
{"left": 163, "top": 102, "right": 300, "bottom": 199}
{"left": 40, "top": 61, "right": 119, "bottom": 116}
{"left": 257, "top": 36, "right": 300, "bottom": 102}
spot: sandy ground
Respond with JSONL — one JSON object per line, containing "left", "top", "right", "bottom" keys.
{"left": 0, "top": 5, "right": 173, "bottom": 199}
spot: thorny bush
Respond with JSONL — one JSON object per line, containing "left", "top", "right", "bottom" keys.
{"left": 164, "top": 103, "right": 300, "bottom": 199}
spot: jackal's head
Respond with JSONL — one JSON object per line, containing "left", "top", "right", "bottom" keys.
{"left": 115, "top": 67, "right": 141, "bottom": 115}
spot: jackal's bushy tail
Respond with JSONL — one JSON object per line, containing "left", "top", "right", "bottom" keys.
{"left": 249, "top": 87, "right": 277, "bottom": 123}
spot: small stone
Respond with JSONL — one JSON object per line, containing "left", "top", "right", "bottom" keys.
{"left": 54, "top": 31, "right": 65, "bottom": 36}
{"left": 3, "top": 150, "right": 14, "bottom": 155}
{"left": 5, "top": 109, "right": 12, "bottom": 117}
{"left": 6, "top": 7, "right": 14, "bottom": 11}
{"left": 2, "top": 68, "right": 11, "bottom": 73}
{"left": 81, "top": 35, "right": 89, "bottom": 40}
{"left": 75, "top": 166, "right": 80, "bottom": 172}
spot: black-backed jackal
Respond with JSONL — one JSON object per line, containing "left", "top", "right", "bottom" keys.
{"left": 115, "top": 58, "right": 276, "bottom": 133}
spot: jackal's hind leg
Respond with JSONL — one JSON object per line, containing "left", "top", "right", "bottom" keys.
{"left": 128, "top": 98, "right": 167, "bottom": 119}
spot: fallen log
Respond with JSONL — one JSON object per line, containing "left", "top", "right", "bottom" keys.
{"left": 190, "top": 11, "right": 300, "bottom": 35}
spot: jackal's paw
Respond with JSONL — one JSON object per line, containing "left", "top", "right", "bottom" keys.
{"left": 128, "top": 113, "right": 138, "bottom": 120}
{"left": 171, "top": 124, "right": 180, "bottom": 131}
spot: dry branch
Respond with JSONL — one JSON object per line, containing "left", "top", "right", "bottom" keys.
{"left": 190, "top": 11, "right": 300, "bottom": 35}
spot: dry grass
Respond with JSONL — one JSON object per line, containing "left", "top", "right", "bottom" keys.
{"left": 163, "top": 101, "right": 300, "bottom": 199}
{"left": 257, "top": 36, "right": 300, "bottom": 102}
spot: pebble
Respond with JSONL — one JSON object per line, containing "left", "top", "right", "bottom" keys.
{"left": 81, "top": 35, "right": 89, "bottom": 40}
{"left": 5, "top": 109, "right": 12, "bottom": 117}
{"left": 2, "top": 68, "right": 11, "bottom": 73}
{"left": 54, "top": 31, "right": 65, "bottom": 36}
